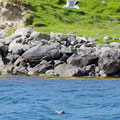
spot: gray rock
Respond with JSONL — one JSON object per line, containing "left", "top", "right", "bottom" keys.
{"left": 76, "top": 36, "right": 87, "bottom": 43}
{"left": 50, "top": 32, "right": 67, "bottom": 41}
{"left": 67, "top": 34, "right": 76, "bottom": 42}
{"left": 60, "top": 46, "right": 76, "bottom": 54}
{"left": 6, "top": 53, "right": 20, "bottom": 63}
{"left": 29, "top": 31, "right": 50, "bottom": 40}
{"left": 109, "top": 42, "right": 120, "bottom": 49}
{"left": 0, "top": 56, "right": 5, "bottom": 68}
{"left": 0, "top": 43, "right": 8, "bottom": 55}
{"left": 104, "top": 36, "right": 112, "bottom": 40}
{"left": 28, "top": 62, "right": 54, "bottom": 75}
{"left": 54, "top": 63, "right": 86, "bottom": 77}
{"left": 95, "top": 45, "right": 112, "bottom": 56}
{"left": 0, "top": 62, "right": 14, "bottom": 75}
{"left": 22, "top": 44, "right": 62, "bottom": 61}
{"left": 67, "top": 54, "right": 99, "bottom": 67}
{"left": 14, "top": 57, "right": 25, "bottom": 67}
{"left": 99, "top": 70, "right": 107, "bottom": 77}
{"left": 7, "top": 22, "right": 13, "bottom": 27}
{"left": 8, "top": 39, "right": 30, "bottom": 54}
{"left": 60, "top": 53, "right": 72, "bottom": 62}
{"left": 0, "top": 32, "right": 9, "bottom": 39}
{"left": 60, "top": 40, "right": 70, "bottom": 47}
{"left": 1, "top": 8, "right": 9, "bottom": 16}
{"left": 88, "top": 37, "right": 98, "bottom": 42}
{"left": 15, "top": 28, "right": 35, "bottom": 38}
{"left": 74, "top": 44, "right": 82, "bottom": 48}
{"left": 54, "top": 60, "right": 63, "bottom": 67}
{"left": 100, "top": 59, "right": 120, "bottom": 76}
{"left": 98, "top": 51, "right": 120, "bottom": 76}
{"left": 0, "top": 23, "right": 6, "bottom": 29}
{"left": 95, "top": 66, "right": 100, "bottom": 73}
{"left": 12, "top": 66, "right": 28, "bottom": 75}
{"left": 5, "top": 34, "right": 21, "bottom": 45}
{"left": 85, "top": 64, "right": 96, "bottom": 76}
{"left": 29, "top": 39, "right": 51, "bottom": 47}
{"left": 45, "top": 69, "right": 55, "bottom": 76}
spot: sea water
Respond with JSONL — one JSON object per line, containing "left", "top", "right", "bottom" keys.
{"left": 0, "top": 77, "right": 120, "bottom": 120}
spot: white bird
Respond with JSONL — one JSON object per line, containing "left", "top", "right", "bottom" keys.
{"left": 63, "top": 0, "right": 79, "bottom": 9}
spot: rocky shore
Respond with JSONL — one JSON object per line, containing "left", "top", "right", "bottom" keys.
{"left": 0, "top": 27, "right": 120, "bottom": 78}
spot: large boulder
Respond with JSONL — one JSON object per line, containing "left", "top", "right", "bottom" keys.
{"left": 60, "top": 46, "right": 75, "bottom": 62}
{"left": 50, "top": 32, "right": 77, "bottom": 45}
{"left": 95, "top": 44, "right": 112, "bottom": 56}
{"left": 54, "top": 63, "right": 86, "bottom": 77}
{"left": 99, "top": 50, "right": 120, "bottom": 76}
{"left": 67, "top": 54, "right": 99, "bottom": 67}
{"left": 102, "top": 59, "right": 120, "bottom": 76}
{"left": 12, "top": 66, "right": 28, "bottom": 75}
{"left": 14, "top": 28, "right": 35, "bottom": 38}
{"left": 8, "top": 38, "right": 30, "bottom": 54}
{"left": 28, "top": 61, "right": 54, "bottom": 75}
{"left": 50, "top": 32, "right": 68, "bottom": 41}
{"left": 5, "top": 34, "right": 21, "bottom": 45}
{"left": 109, "top": 42, "right": 120, "bottom": 49}
{"left": 29, "top": 31, "right": 50, "bottom": 40}
{"left": 22, "top": 43, "right": 62, "bottom": 61}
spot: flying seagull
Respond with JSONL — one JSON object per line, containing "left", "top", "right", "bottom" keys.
{"left": 63, "top": 0, "right": 79, "bottom": 9}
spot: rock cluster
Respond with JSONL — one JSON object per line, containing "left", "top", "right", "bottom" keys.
{"left": 0, "top": 27, "right": 120, "bottom": 78}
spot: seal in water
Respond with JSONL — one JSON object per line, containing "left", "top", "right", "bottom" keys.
{"left": 55, "top": 111, "right": 65, "bottom": 114}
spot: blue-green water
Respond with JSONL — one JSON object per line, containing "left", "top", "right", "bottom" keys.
{"left": 0, "top": 77, "right": 120, "bottom": 120}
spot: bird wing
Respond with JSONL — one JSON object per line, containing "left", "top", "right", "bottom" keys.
{"left": 73, "top": 0, "right": 79, "bottom": 6}
{"left": 68, "top": 0, "right": 79, "bottom": 6}
{"left": 67, "top": 0, "right": 71, "bottom": 6}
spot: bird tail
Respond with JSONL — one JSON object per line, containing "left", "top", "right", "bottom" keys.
{"left": 74, "top": 5, "right": 79, "bottom": 9}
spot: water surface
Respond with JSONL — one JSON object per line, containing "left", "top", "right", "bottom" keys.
{"left": 0, "top": 77, "right": 120, "bottom": 120}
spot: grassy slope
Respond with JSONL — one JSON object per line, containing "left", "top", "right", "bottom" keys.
{"left": 24, "top": 0, "right": 120, "bottom": 43}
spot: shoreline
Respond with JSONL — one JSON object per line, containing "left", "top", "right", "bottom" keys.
{"left": 0, "top": 27, "right": 120, "bottom": 78}
{"left": 0, "top": 75, "right": 120, "bottom": 80}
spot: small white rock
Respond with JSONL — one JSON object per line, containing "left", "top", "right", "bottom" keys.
{"left": 104, "top": 36, "right": 112, "bottom": 40}
{"left": 7, "top": 22, "right": 13, "bottom": 27}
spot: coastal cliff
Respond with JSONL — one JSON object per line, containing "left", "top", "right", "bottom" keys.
{"left": 0, "top": 27, "right": 120, "bottom": 78}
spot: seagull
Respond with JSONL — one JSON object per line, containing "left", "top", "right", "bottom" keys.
{"left": 63, "top": 0, "right": 79, "bottom": 9}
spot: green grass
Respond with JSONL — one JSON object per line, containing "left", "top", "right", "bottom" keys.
{"left": 11, "top": 0, "right": 120, "bottom": 43}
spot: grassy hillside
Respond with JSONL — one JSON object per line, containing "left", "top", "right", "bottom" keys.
{"left": 19, "top": 0, "right": 120, "bottom": 43}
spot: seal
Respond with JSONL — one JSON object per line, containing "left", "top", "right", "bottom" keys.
{"left": 55, "top": 111, "right": 65, "bottom": 114}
